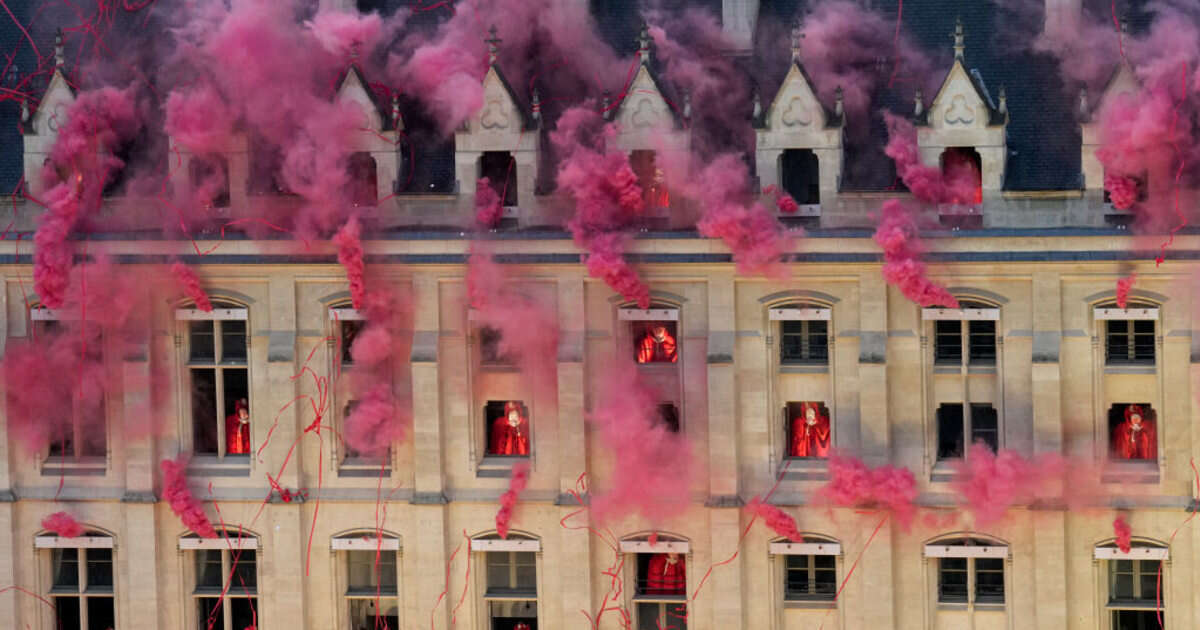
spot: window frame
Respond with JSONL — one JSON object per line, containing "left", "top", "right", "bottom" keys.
{"left": 483, "top": 400, "right": 534, "bottom": 458}
{"left": 177, "top": 302, "right": 250, "bottom": 460}
{"left": 621, "top": 537, "right": 690, "bottom": 629}
{"left": 38, "top": 532, "right": 116, "bottom": 630}
{"left": 623, "top": 308, "right": 681, "bottom": 366}
{"left": 924, "top": 538, "right": 1009, "bottom": 609}
{"left": 935, "top": 403, "right": 1000, "bottom": 461}
{"left": 328, "top": 306, "right": 391, "bottom": 474}
{"left": 783, "top": 401, "right": 832, "bottom": 460}
{"left": 475, "top": 535, "right": 540, "bottom": 630}
{"left": 923, "top": 303, "right": 998, "bottom": 367}
{"left": 30, "top": 306, "right": 109, "bottom": 466}
{"left": 332, "top": 533, "right": 402, "bottom": 630}
{"left": 1098, "top": 304, "right": 1158, "bottom": 366}
{"left": 770, "top": 305, "right": 831, "bottom": 367}
{"left": 779, "top": 148, "right": 821, "bottom": 207}
{"left": 183, "top": 532, "right": 259, "bottom": 630}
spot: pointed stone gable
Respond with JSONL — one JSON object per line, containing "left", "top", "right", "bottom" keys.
{"left": 1096, "top": 63, "right": 1138, "bottom": 116}
{"left": 474, "top": 65, "right": 521, "bottom": 137}
{"left": 928, "top": 62, "right": 992, "bottom": 131}
{"left": 765, "top": 63, "right": 826, "bottom": 132}
{"left": 1081, "top": 62, "right": 1141, "bottom": 195}
{"left": 31, "top": 68, "right": 75, "bottom": 137}
{"left": 615, "top": 65, "right": 675, "bottom": 134}
{"left": 335, "top": 67, "right": 383, "bottom": 133}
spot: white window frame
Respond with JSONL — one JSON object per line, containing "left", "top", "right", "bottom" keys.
{"left": 187, "top": 536, "right": 259, "bottom": 630}
{"left": 1094, "top": 308, "right": 1159, "bottom": 321}
{"left": 769, "top": 307, "right": 830, "bottom": 321}
{"left": 924, "top": 541, "right": 1009, "bottom": 607}
{"left": 770, "top": 541, "right": 841, "bottom": 556}
{"left": 1102, "top": 550, "right": 1166, "bottom": 628}
{"left": 619, "top": 308, "right": 679, "bottom": 321}
{"left": 478, "top": 540, "right": 539, "bottom": 630}
{"left": 42, "top": 534, "right": 116, "bottom": 630}
{"left": 335, "top": 535, "right": 401, "bottom": 630}
{"left": 32, "top": 306, "right": 109, "bottom": 464}
{"left": 624, "top": 539, "right": 690, "bottom": 630}
{"left": 178, "top": 303, "right": 250, "bottom": 460}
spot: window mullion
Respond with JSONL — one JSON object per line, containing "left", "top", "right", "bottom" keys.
{"left": 223, "top": 551, "right": 233, "bottom": 630}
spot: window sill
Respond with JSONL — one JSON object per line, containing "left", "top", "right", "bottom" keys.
{"left": 477, "top": 456, "right": 530, "bottom": 478}
{"left": 478, "top": 363, "right": 519, "bottom": 373}
{"left": 1102, "top": 461, "right": 1160, "bottom": 484}
{"left": 42, "top": 457, "right": 107, "bottom": 477}
{"left": 483, "top": 589, "right": 538, "bottom": 600}
{"left": 195, "top": 586, "right": 258, "bottom": 596}
{"left": 966, "top": 364, "right": 997, "bottom": 374}
{"left": 1106, "top": 601, "right": 1160, "bottom": 610}
{"left": 779, "top": 364, "right": 830, "bottom": 374}
{"left": 935, "top": 602, "right": 969, "bottom": 611}
{"left": 974, "top": 601, "right": 1006, "bottom": 610}
{"left": 636, "top": 361, "right": 680, "bottom": 369}
{"left": 187, "top": 456, "right": 252, "bottom": 478}
{"left": 632, "top": 593, "right": 687, "bottom": 603}
{"left": 1104, "top": 365, "right": 1156, "bottom": 375}
{"left": 932, "top": 365, "right": 962, "bottom": 374}
{"left": 339, "top": 458, "right": 391, "bottom": 478}
{"left": 931, "top": 460, "right": 962, "bottom": 483}
{"left": 783, "top": 598, "right": 836, "bottom": 609}
{"left": 780, "top": 457, "right": 829, "bottom": 481}
{"left": 346, "top": 587, "right": 399, "bottom": 598}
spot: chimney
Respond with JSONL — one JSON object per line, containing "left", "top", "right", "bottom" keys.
{"left": 722, "top": 0, "right": 760, "bottom": 53}
{"left": 1043, "top": 0, "right": 1082, "bottom": 39}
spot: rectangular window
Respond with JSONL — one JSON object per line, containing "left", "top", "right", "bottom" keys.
{"left": 35, "top": 317, "right": 107, "bottom": 460}
{"left": 49, "top": 547, "right": 115, "bottom": 630}
{"left": 937, "top": 404, "right": 999, "bottom": 459}
{"left": 633, "top": 321, "right": 679, "bottom": 364}
{"left": 934, "top": 547, "right": 1006, "bottom": 606}
{"left": 345, "top": 549, "right": 399, "bottom": 629}
{"left": 935, "top": 320, "right": 996, "bottom": 365}
{"left": 934, "top": 320, "right": 963, "bottom": 364}
{"left": 194, "top": 548, "right": 257, "bottom": 630}
{"left": 1109, "top": 559, "right": 1160, "bottom": 605}
{"left": 784, "top": 554, "right": 836, "bottom": 601}
{"left": 1108, "top": 404, "right": 1157, "bottom": 461}
{"left": 485, "top": 401, "right": 531, "bottom": 456}
{"left": 484, "top": 551, "right": 537, "bottom": 630}
{"left": 780, "top": 320, "right": 828, "bottom": 365}
{"left": 785, "top": 402, "right": 831, "bottom": 459}
{"left": 970, "top": 404, "right": 999, "bottom": 453}
{"left": 657, "top": 403, "right": 680, "bottom": 434}
{"left": 185, "top": 310, "right": 250, "bottom": 458}
{"left": 636, "top": 602, "right": 687, "bottom": 630}
{"left": 938, "top": 557, "right": 969, "bottom": 603}
{"left": 780, "top": 149, "right": 820, "bottom": 205}
{"left": 480, "top": 151, "right": 518, "bottom": 207}
{"left": 936, "top": 404, "right": 964, "bottom": 460}
{"left": 1106, "top": 320, "right": 1155, "bottom": 365}
{"left": 974, "top": 558, "right": 1005, "bottom": 603}
{"left": 967, "top": 321, "right": 997, "bottom": 364}
{"left": 479, "top": 326, "right": 514, "bottom": 366}
{"left": 340, "top": 320, "right": 363, "bottom": 365}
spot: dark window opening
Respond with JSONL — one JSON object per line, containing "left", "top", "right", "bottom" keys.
{"left": 934, "top": 320, "right": 963, "bottom": 364}
{"left": 394, "top": 100, "right": 455, "bottom": 194}
{"left": 346, "top": 549, "right": 399, "bottom": 595}
{"left": 636, "top": 552, "right": 686, "bottom": 596}
{"left": 935, "top": 539, "right": 1005, "bottom": 605}
{"left": 785, "top": 401, "right": 831, "bottom": 458}
{"left": 636, "top": 602, "right": 687, "bottom": 630}
{"left": 339, "top": 319, "right": 363, "bottom": 365}
{"left": 974, "top": 558, "right": 1005, "bottom": 603}
{"left": 348, "top": 152, "right": 378, "bottom": 207}
{"left": 937, "top": 403, "right": 999, "bottom": 459}
{"left": 1112, "top": 610, "right": 1163, "bottom": 630}
{"left": 50, "top": 546, "right": 115, "bottom": 630}
{"left": 188, "top": 308, "right": 250, "bottom": 458}
{"left": 656, "top": 403, "right": 680, "bottom": 434}
{"left": 1109, "top": 558, "right": 1161, "bottom": 605}
{"left": 630, "top": 150, "right": 668, "bottom": 211}
{"left": 780, "top": 149, "right": 820, "bottom": 205}
{"left": 940, "top": 147, "right": 982, "bottom": 205}
{"left": 485, "top": 550, "right": 537, "bottom": 597}
{"left": 189, "top": 155, "right": 230, "bottom": 208}
{"left": 194, "top": 545, "right": 258, "bottom": 630}
{"left": 480, "top": 151, "right": 518, "bottom": 207}
{"left": 780, "top": 319, "right": 828, "bottom": 365}
{"left": 479, "top": 326, "right": 514, "bottom": 365}
{"left": 101, "top": 125, "right": 155, "bottom": 198}
{"left": 971, "top": 404, "right": 999, "bottom": 453}
{"left": 934, "top": 309, "right": 996, "bottom": 365}
{"left": 248, "top": 139, "right": 294, "bottom": 196}
{"left": 937, "top": 557, "right": 969, "bottom": 603}
{"left": 968, "top": 320, "right": 997, "bottom": 363}
{"left": 784, "top": 553, "right": 836, "bottom": 601}
{"left": 486, "top": 400, "right": 530, "bottom": 456}
{"left": 1108, "top": 403, "right": 1157, "bottom": 461}
{"left": 633, "top": 321, "right": 678, "bottom": 364}
{"left": 1106, "top": 319, "right": 1155, "bottom": 365}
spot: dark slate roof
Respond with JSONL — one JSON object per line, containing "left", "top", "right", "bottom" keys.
{"left": 0, "top": 0, "right": 34, "bottom": 193}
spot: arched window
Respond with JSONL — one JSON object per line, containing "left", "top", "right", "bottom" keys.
{"left": 36, "top": 529, "right": 115, "bottom": 630}
{"left": 177, "top": 300, "right": 250, "bottom": 459}
{"left": 1095, "top": 540, "right": 1168, "bottom": 628}
{"left": 181, "top": 530, "right": 258, "bottom": 630}
{"left": 473, "top": 533, "right": 540, "bottom": 630}
{"left": 923, "top": 536, "right": 1007, "bottom": 606}
{"left": 620, "top": 534, "right": 689, "bottom": 629}
{"left": 769, "top": 535, "right": 840, "bottom": 603}
{"left": 332, "top": 531, "right": 401, "bottom": 629}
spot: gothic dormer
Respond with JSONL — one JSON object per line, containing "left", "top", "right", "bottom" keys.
{"left": 610, "top": 23, "right": 689, "bottom": 153}
{"left": 22, "top": 29, "right": 77, "bottom": 198}
{"left": 754, "top": 20, "right": 844, "bottom": 222}
{"left": 1081, "top": 61, "right": 1139, "bottom": 197}
{"left": 916, "top": 17, "right": 1007, "bottom": 197}
{"left": 454, "top": 25, "right": 540, "bottom": 225}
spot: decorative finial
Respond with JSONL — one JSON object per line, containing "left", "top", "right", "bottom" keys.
{"left": 682, "top": 89, "right": 691, "bottom": 121}
{"left": 914, "top": 88, "right": 924, "bottom": 118}
{"left": 790, "top": 19, "right": 803, "bottom": 64}
{"left": 531, "top": 88, "right": 542, "bottom": 124}
{"left": 752, "top": 89, "right": 761, "bottom": 120}
{"left": 952, "top": 17, "right": 965, "bottom": 61}
{"left": 1078, "top": 86, "right": 1089, "bottom": 120}
{"left": 997, "top": 85, "right": 1007, "bottom": 116}
{"left": 391, "top": 94, "right": 402, "bottom": 130}
{"left": 638, "top": 21, "right": 652, "bottom": 66}
{"left": 486, "top": 25, "right": 501, "bottom": 66}
{"left": 20, "top": 98, "right": 29, "bottom": 124}
{"left": 835, "top": 86, "right": 844, "bottom": 118}
{"left": 54, "top": 28, "right": 64, "bottom": 68}
{"left": 601, "top": 90, "right": 612, "bottom": 120}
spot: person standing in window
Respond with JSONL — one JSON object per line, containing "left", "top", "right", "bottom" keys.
{"left": 490, "top": 401, "right": 529, "bottom": 456}
{"left": 646, "top": 168, "right": 669, "bottom": 209}
{"left": 645, "top": 553, "right": 685, "bottom": 595}
{"left": 226, "top": 399, "right": 251, "bottom": 455}
{"left": 513, "top": 623, "right": 531, "bottom": 630}
{"left": 790, "top": 402, "right": 831, "bottom": 458}
{"left": 637, "top": 325, "right": 678, "bottom": 364}
{"left": 1113, "top": 405, "right": 1156, "bottom": 460}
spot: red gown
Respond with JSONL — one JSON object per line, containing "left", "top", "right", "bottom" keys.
{"left": 490, "top": 408, "right": 530, "bottom": 456}
{"left": 513, "top": 624, "right": 531, "bottom": 630}
{"left": 1113, "top": 408, "right": 1156, "bottom": 460}
{"left": 645, "top": 554, "right": 686, "bottom": 595}
{"left": 790, "top": 406, "right": 831, "bottom": 458}
{"left": 637, "top": 330, "right": 678, "bottom": 364}
{"left": 225, "top": 413, "right": 250, "bottom": 454}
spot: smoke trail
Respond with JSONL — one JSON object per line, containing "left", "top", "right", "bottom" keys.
{"left": 170, "top": 262, "right": 213, "bottom": 312}
{"left": 161, "top": 456, "right": 218, "bottom": 538}
{"left": 873, "top": 200, "right": 958, "bottom": 308}
{"left": 746, "top": 496, "right": 803, "bottom": 542}
{"left": 1114, "top": 514, "right": 1133, "bottom": 553}
{"left": 333, "top": 217, "right": 366, "bottom": 310}
{"left": 495, "top": 461, "right": 531, "bottom": 539}
{"left": 41, "top": 512, "right": 84, "bottom": 538}
{"left": 818, "top": 455, "right": 918, "bottom": 529}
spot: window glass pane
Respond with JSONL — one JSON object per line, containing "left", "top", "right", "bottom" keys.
{"left": 348, "top": 549, "right": 397, "bottom": 593}
{"left": 349, "top": 598, "right": 400, "bottom": 630}
{"left": 637, "top": 602, "right": 664, "bottom": 630}
{"left": 514, "top": 552, "right": 537, "bottom": 592}
{"left": 87, "top": 596, "right": 115, "bottom": 630}
{"left": 220, "top": 320, "right": 247, "bottom": 364}
{"left": 968, "top": 320, "right": 996, "bottom": 363}
{"left": 486, "top": 553, "right": 510, "bottom": 591}
{"left": 230, "top": 597, "right": 258, "bottom": 630}
{"left": 341, "top": 320, "right": 363, "bottom": 364}
{"left": 1112, "top": 572, "right": 1134, "bottom": 600}
{"left": 195, "top": 550, "right": 223, "bottom": 590}
{"left": 189, "top": 321, "right": 215, "bottom": 363}
{"left": 934, "top": 320, "right": 963, "bottom": 363}
{"left": 191, "top": 369, "right": 218, "bottom": 455}
{"left": 938, "top": 558, "right": 968, "bottom": 602}
{"left": 937, "top": 405, "right": 965, "bottom": 459}
{"left": 196, "top": 597, "right": 221, "bottom": 630}
{"left": 1139, "top": 560, "right": 1160, "bottom": 601}
{"left": 971, "top": 405, "right": 999, "bottom": 452}
{"left": 52, "top": 549, "right": 79, "bottom": 590}
{"left": 975, "top": 558, "right": 1005, "bottom": 602}
{"left": 53, "top": 596, "right": 80, "bottom": 630}
{"left": 231, "top": 549, "right": 256, "bottom": 591}
{"left": 86, "top": 548, "right": 113, "bottom": 590}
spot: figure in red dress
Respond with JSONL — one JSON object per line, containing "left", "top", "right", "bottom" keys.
{"left": 645, "top": 552, "right": 686, "bottom": 595}
{"left": 790, "top": 402, "right": 831, "bottom": 458}
{"left": 513, "top": 623, "right": 532, "bottom": 630}
{"left": 225, "top": 398, "right": 251, "bottom": 455}
{"left": 490, "top": 401, "right": 529, "bottom": 456}
{"left": 1113, "top": 405, "right": 1156, "bottom": 460}
{"left": 646, "top": 168, "right": 670, "bottom": 209}
{"left": 637, "top": 325, "right": 678, "bottom": 364}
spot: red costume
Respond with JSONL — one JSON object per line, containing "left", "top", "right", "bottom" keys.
{"left": 225, "top": 399, "right": 251, "bottom": 455}
{"left": 637, "top": 326, "right": 678, "bottom": 364}
{"left": 790, "top": 402, "right": 831, "bottom": 458}
{"left": 646, "top": 169, "right": 669, "bottom": 208}
{"left": 489, "top": 401, "right": 530, "bottom": 456}
{"left": 1113, "top": 405, "right": 1156, "bottom": 460}
{"left": 645, "top": 553, "right": 686, "bottom": 595}
{"left": 513, "top": 624, "right": 531, "bottom": 630}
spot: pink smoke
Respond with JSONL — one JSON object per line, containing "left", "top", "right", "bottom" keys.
{"left": 884, "top": 113, "right": 980, "bottom": 206}
{"left": 762, "top": 186, "right": 799, "bottom": 215}
{"left": 475, "top": 178, "right": 503, "bottom": 229}
{"left": 818, "top": 455, "right": 918, "bottom": 529}
{"left": 171, "top": 263, "right": 213, "bottom": 312}
{"left": 333, "top": 217, "right": 366, "bottom": 309}
{"left": 747, "top": 496, "right": 803, "bottom": 542}
{"left": 1114, "top": 515, "right": 1133, "bottom": 553}
{"left": 342, "top": 289, "right": 411, "bottom": 456}
{"left": 341, "top": 384, "right": 397, "bottom": 458}
{"left": 41, "top": 512, "right": 84, "bottom": 538}
{"left": 874, "top": 200, "right": 959, "bottom": 308}
{"left": 1116, "top": 273, "right": 1137, "bottom": 308}
{"left": 1104, "top": 173, "right": 1140, "bottom": 211}
{"left": 305, "top": 10, "right": 384, "bottom": 59}
{"left": 552, "top": 106, "right": 652, "bottom": 307}
{"left": 164, "top": 84, "right": 235, "bottom": 156}
{"left": 495, "top": 461, "right": 531, "bottom": 539}
{"left": 587, "top": 359, "right": 693, "bottom": 524}
{"left": 951, "top": 444, "right": 1057, "bottom": 528}
{"left": 161, "top": 457, "right": 218, "bottom": 538}
{"left": 694, "top": 155, "right": 796, "bottom": 277}
{"left": 34, "top": 87, "right": 140, "bottom": 308}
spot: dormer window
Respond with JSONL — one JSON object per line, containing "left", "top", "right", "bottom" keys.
{"left": 348, "top": 152, "right": 378, "bottom": 207}
{"left": 630, "top": 150, "right": 668, "bottom": 211}
{"left": 940, "top": 147, "right": 982, "bottom": 206}
{"left": 780, "top": 149, "right": 819, "bottom": 205}
{"left": 248, "top": 139, "right": 293, "bottom": 196}
{"left": 480, "top": 151, "right": 518, "bottom": 206}
{"left": 189, "top": 154, "right": 230, "bottom": 208}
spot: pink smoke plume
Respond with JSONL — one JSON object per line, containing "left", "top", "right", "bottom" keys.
{"left": 475, "top": 178, "right": 504, "bottom": 229}
{"left": 334, "top": 217, "right": 366, "bottom": 309}
{"left": 41, "top": 512, "right": 84, "bottom": 538}
{"left": 1114, "top": 515, "right": 1133, "bottom": 553}
{"left": 587, "top": 359, "right": 693, "bottom": 524}
{"left": 342, "top": 289, "right": 411, "bottom": 456}
{"left": 693, "top": 155, "right": 797, "bottom": 277}
{"left": 762, "top": 185, "right": 799, "bottom": 215}
{"left": 164, "top": 84, "right": 234, "bottom": 156}
{"left": 884, "top": 113, "right": 980, "bottom": 206}
{"left": 1104, "top": 173, "right": 1140, "bottom": 211}
{"left": 495, "top": 461, "right": 531, "bottom": 539}
{"left": 552, "top": 106, "right": 652, "bottom": 308}
{"left": 874, "top": 200, "right": 959, "bottom": 308}
{"left": 171, "top": 263, "right": 213, "bottom": 312}
{"left": 305, "top": 10, "right": 384, "bottom": 59}
{"left": 161, "top": 457, "right": 218, "bottom": 538}
{"left": 34, "top": 87, "right": 140, "bottom": 308}
{"left": 951, "top": 444, "right": 1058, "bottom": 528}
{"left": 1116, "top": 273, "right": 1137, "bottom": 308}
{"left": 818, "top": 455, "right": 918, "bottom": 529}
{"left": 747, "top": 496, "right": 803, "bottom": 542}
